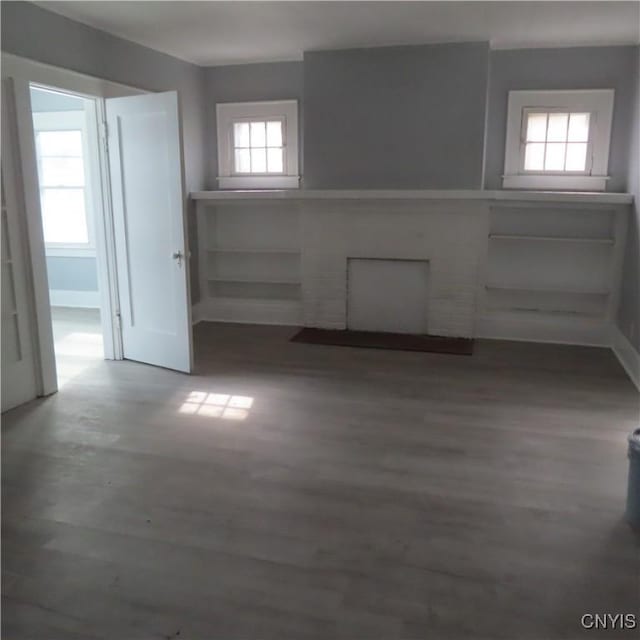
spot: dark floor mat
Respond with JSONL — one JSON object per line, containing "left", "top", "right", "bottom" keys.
{"left": 291, "top": 327, "right": 473, "bottom": 355}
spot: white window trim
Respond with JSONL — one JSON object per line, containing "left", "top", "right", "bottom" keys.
{"left": 216, "top": 100, "right": 299, "bottom": 189}
{"left": 502, "top": 89, "right": 614, "bottom": 191}
{"left": 32, "top": 109, "right": 97, "bottom": 257}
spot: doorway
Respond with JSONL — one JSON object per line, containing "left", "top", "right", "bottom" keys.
{"left": 29, "top": 85, "right": 110, "bottom": 387}
{"left": 4, "top": 71, "right": 193, "bottom": 410}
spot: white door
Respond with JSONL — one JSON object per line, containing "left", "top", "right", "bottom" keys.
{"left": 106, "top": 91, "right": 192, "bottom": 372}
{"left": 1, "top": 86, "right": 38, "bottom": 411}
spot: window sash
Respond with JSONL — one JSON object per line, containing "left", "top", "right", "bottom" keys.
{"left": 518, "top": 108, "right": 594, "bottom": 175}
{"left": 34, "top": 125, "right": 92, "bottom": 247}
{"left": 39, "top": 186, "right": 90, "bottom": 246}
{"left": 230, "top": 116, "right": 286, "bottom": 176}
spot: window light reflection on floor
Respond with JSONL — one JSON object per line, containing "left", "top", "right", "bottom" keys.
{"left": 179, "top": 391, "right": 254, "bottom": 420}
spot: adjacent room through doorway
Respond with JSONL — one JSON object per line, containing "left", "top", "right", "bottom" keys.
{"left": 30, "top": 85, "right": 105, "bottom": 386}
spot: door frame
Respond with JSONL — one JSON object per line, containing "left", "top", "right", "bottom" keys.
{"left": 2, "top": 54, "right": 144, "bottom": 395}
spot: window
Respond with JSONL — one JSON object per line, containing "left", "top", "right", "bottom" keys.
{"left": 36, "top": 129, "right": 89, "bottom": 245}
{"left": 32, "top": 110, "right": 95, "bottom": 252}
{"left": 233, "top": 120, "right": 284, "bottom": 174}
{"left": 503, "top": 90, "right": 614, "bottom": 191}
{"left": 522, "top": 111, "right": 591, "bottom": 173}
{"left": 216, "top": 100, "right": 299, "bottom": 189}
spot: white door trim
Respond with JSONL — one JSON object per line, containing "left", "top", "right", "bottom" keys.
{"left": 10, "top": 77, "right": 57, "bottom": 395}
{"left": 1, "top": 80, "right": 39, "bottom": 410}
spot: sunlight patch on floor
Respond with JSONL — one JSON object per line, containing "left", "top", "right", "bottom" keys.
{"left": 179, "top": 391, "right": 254, "bottom": 420}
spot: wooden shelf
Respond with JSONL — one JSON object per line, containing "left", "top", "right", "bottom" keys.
{"left": 208, "top": 277, "right": 300, "bottom": 285}
{"left": 207, "top": 247, "right": 300, "bottom": 255}
{"left": 485, "top": 284, "right": 610, "bottom": 296}
{"left": 485, "top": 307, "right": 605, "bottom": 319}
{"left": 489, "top": 234, "right": 614, "bottom": 245}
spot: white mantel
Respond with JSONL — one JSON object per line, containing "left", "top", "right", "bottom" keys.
{"left": 191, "top": 189, "right": 633, "bottom": 205}
{"left": 193, "top": 190, "right": 630, "bottom": 347}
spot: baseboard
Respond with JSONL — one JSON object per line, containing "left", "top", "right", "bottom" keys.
{"left": 611, "top": 326, "right": 640, "bottom": 391}
{"left": 49, "top": 289, "right": 100, "bottom": 308}
{"left": 192, "top": 301, "right": 204, "bottom": 326}
{"left": 194, "top": 298, "right": 302, "bottom": 327}
{"left": 476, "top": 312, "right": 609, "bottom": 347}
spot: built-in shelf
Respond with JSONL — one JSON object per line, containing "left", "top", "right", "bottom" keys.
{"left": 208, "top": 277, "right": 300, "bottom": 285}
{"left": 485, "top": 284, "right": 610, "bottom": 296}
{"left": 197, "top": 200, "right": 303, "bottom": 324}
{"left": 207, "top": 247, "right": 300, "bottom": 255}
{"left": 483, "top": 308, "right": 605, "bottom": 320}
{"left": 489, "top": 234, "right": 614, "bottom": 245}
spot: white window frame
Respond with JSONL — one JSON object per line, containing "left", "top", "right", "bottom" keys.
{"left": 502, "top": 90, "right": 614, "bottom": 191}
{"left": 216, "top": 100, "right": 299, "bottom": 189}
{"left": 32, "top": 109, "right": 96, "bottom": 257}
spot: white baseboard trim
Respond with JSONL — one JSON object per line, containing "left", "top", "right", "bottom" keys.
{"left": 194, "top": 298, "right": 302, "bottom": 327}
{"left": 611, "top": 326, "right": 640, "bottom": 391}
{"left": 476, "top": 312, "right": 609, "bottom": 347}
{"left": 49, "top": 289, "right": 100, "bottom": 309}
{"left": 192, "top": 301, "right": 204, "bottom": 326}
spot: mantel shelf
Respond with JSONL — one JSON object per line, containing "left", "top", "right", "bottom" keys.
{"left": 192, "top": 189, "right": 633, "bottom": 205}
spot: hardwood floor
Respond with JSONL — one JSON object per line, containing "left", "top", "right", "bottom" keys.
{"left": 2, "top": 322, "right": 639, "bottom": 639}
{"left": 50, "top": 306, "right": 104, "bottom": 388}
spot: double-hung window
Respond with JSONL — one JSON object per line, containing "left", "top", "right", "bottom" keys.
{"left": 33, "top": 110, "right": 95, "bottom": 254}
{"left": 503, "top": 90, "right": 614, "bottom": 191}
{"left": 216, "top": 100, "right": 299, "bottom": 189}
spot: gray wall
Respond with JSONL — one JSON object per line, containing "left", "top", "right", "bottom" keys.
{"left": 485, "top": 46, "right": 639, "bottom": 192}
{"left": 616, "top": 50, "right": 640, "bottom": 351}
{"left": 204, "top": 61, "right": 304, "bottom": 187}
{"left": 1, "top": 0, "right": 208, "bottom": 299}
{"left": 46, "top": 256, "right": 98, "bottom": 292}
{"left": 1, "top": 1, "right": 207, "bottom": 192}
{"left": 303, "top": 42, "right": 489, "bottom": 189}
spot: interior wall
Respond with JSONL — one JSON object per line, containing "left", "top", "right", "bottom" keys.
{"left": 1, "top": 0, "right": 208, "bottom": 300}
{"left": 46, "top": 256, "right": 98, "bottom": 293}
{"left": 616, "top": 49, "right": 640, "bottom": 351}
{"left": 303, "top": 42, "right": 489, "bottom": 189}
{"left": 204, "top": 61, "right": 304, "bottom": 188}
{"left": 485, "top": 45, "right": 638, "bottom": 192}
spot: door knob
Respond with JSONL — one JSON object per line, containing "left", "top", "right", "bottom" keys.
{"left": 172, "top": 250, "right": 184, "bottom": 266}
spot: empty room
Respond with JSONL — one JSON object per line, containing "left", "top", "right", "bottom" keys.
{"left": 1, "top": 1, "right": 639, "bottom": 638}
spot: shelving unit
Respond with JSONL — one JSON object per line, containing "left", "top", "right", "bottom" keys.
{"left": 207, "top": 247, "right": 300, "bottom": 254}
{"left": 478, "top": 203, "right": 627, "bottom": 344}
{"left": 196, "top": 201, "right": 302, "bottom": 325}
{"left": 488, "top": 234, "right": 614, "bottom": 245}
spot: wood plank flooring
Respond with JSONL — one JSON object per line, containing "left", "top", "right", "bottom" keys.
{"left": 2, "top": 322, "right": 639, "bottom": 639}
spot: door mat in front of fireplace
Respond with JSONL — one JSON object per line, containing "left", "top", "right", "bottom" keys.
{"left": 290, "top": 328, "right": 473, "bottom": 355}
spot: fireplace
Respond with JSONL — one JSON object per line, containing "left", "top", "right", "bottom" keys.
{"left": 347, "top": 258, "right": 430, "bottom": 334}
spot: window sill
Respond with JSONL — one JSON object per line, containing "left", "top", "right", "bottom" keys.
{"left": 217, "top": 176, "right": 300, "bottom": 190}
{"left": 502, "top": 174, "right": 608, "bottom": 191}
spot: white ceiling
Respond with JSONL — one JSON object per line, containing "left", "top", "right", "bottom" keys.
{"left": 36, "top": 1, "right": 640, "bottom": 66}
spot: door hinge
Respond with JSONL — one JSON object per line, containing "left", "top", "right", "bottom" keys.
{"left": 114, "top": 310, "right": 121, "bottom": 330}
{"left": 100, "top": 121, "right": 109, "bottom": 150}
